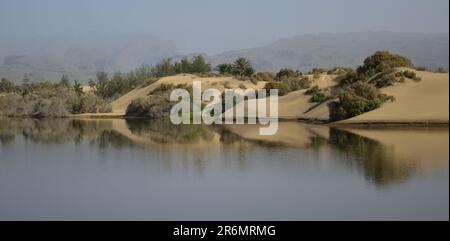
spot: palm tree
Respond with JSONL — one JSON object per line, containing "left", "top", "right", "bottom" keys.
{"left": 232, "top": 57, "right": 254, "bottom": 76}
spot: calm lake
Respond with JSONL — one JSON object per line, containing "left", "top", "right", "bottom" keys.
{"left": 0, "top": 118, "right": 448, "bottom": 220}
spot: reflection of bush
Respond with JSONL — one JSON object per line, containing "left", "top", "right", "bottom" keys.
{"left": 328, "top": 128, "right": 414, "bottom": 186}
{"left": 126, "top": 119, "right": 214, "bottom": 144}
{"left": 0, "top": 133, "right": 15, "bottom": 145}
{"left": 92, "top": 130, "right": 137, "bottom": 149}
{"left": 0, "top": 118, "right": 114, "bottom": 145}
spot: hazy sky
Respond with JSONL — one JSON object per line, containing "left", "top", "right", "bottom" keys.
{"left": 1, "top": 0, "right": 448, "bottom": 53}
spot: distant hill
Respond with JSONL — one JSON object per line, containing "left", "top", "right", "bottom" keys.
{"left": 208, "top": 32, "right": 449, "bottom": 72}
{"left": 1, "top": 32, "right": 448, "bottom": 83}
{"left": 0, "top": 34, "right": 178, "bottom": 83}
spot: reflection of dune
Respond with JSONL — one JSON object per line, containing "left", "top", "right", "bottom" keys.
{"left": 110, "top": 119, "right": 157, "bottom": 146}
{"left": 225, "top": 122, "right": 329, "bottom": 147}
{"left": 0, "top": 118, "right": 447, "bottom": 187}
{"left": 339, "top": 127, "right": 449, "bottom": 172}
{"left": 224, "top": 122, "right": 448, "bottom": 186}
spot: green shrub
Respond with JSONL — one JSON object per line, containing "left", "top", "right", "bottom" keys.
{"left": 276, "top": 68, "right": 297, "bottom": 80}
{"left": 310, "top": 68, "right": 327, "bottom": 74}
{"left": 357, "top": 51, "right": 413, "bottom": 77}
{"left": 305, "top": 86, "right": 327, "bottom": 103}
{"left": 401, "top": 70, "right": 421, "bottom": 81}
{"left": 215, "top": 64, "right": 234, "bottom": 75}
{"left": 373, "top": 73, "right": 397, "bottom": 88}
{"left": 310, "top": 92, "right": 327, "bottom": 103}
{"left": 264, "top": 82, "right": 291, "bottom": 96}
{"left": 125, "top": 96, "right": 173, "bottom": 118}
{"left": 78, "top": 94, "right": 112, "bottom": 113}
{"left": 0, "top": 81, "right": 112, "bottom": 117}
{"left": 0, "top": 78, "right": 15, "bottom": 93}
{"left": 282, "top": 77, "right": 310, "bottom": 91}
{"left": 305, "top": 86, "right": 321, "bottom": 95}
{"left": 252, "top": 72, "right": 275, "bottom": 82}
{"left": 336, "top": 69, "right": 361, "bottom": 86}
{"left": 33, "top": 97, "right": 69, "bottom": 117}
{"left": 329, "top": 81, "right": 394, "bottom": 121}
{"left": 126, "top": 83, "right": 191, "bottom": 118}
{"left": 190, "top": 55, "right": 211, "bottom": 74}
{"left": 327, "top": 67, "right": 353, "bottom": 75}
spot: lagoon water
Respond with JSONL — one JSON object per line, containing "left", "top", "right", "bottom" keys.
{"left": 0, "top": 118, "right": 448, "bottom": 220}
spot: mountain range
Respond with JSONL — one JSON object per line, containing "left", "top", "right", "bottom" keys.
{"left": 0, "top": 31, "right": 448, "bottom": 83}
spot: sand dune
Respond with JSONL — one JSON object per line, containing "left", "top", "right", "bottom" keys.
{"left": 111, "top": 74, "right": 266, "bottom": 115}
{"left": 88, "top": 70, "right": 448, "bottom": 124}
{"left": 340, "top": 69, "right": 449, "bottom": 124}
{"left": 221, "top": 74, "right": 336, "bottom": 121}
{"left": 111, "top": 73, "right": 335, "bottom": 120}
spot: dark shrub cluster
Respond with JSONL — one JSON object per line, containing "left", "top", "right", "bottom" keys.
{"left": 152, "top": 55, "right": 211, "bottom": 77}
{"left": 281, "top": 77, "right": 310, "bottom": 91}
{"left": 369, "top": 70, "right": 421, "bottom": 88}
{"left": 305, "top": 86, "right": 328, "bottom": 103}
{"left": 216, "top": 57, "right": 255, "bottom": 77}
{"left": 327, "top": 67, "right": 354, "bottom": 75}
{"left": 356, "top": 51, "right": 413, "bottom": 77}
{"left": 126, "top": 83, "right": 191, "bottom": 118}
{"left": 328, "top": 82, "right": 394, "bottom": 121}
{"left": 275, "top": 68, "right": 302, "bottom": 81}
{"left": 401, "top": 70, "right": 421, "bottom": 82}
{"left": 263, "top": 82, "right": 291, "bottom": 96}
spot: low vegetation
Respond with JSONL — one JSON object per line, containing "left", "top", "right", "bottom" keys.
{"left": 125, "top": 83, "right": 191, "bottom": 118}
{"left": 305, "top": 86, "right": 328, "bottom": 103}
{"left": 215, "top": 57, "right": 255, "bottom": 77}
{"left": 356, "top": 51, "right": 413, "bottom": 77}
{"left": 328, "top": 81, "right": 394, "bottom": 121}
{"left": 320, "top": 51, "right": 428, "bottom": 121}
{"left": 0, "top": 77, "right": 111, "bottom": 117}
{"left": 263, "top": 82, "right": 291, "bottom": 96}
{"left": 89, "top": 55, "right": 210, "bottom": 100}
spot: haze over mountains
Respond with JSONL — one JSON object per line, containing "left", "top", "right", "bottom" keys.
{"left": 0, "top": 33, "right": 178, "bottom": 83}
{"left": 0, "top": 31, "right": 448, "bottom": 83}
{"left": 209, "top": 31, "right": 449, "bottom": 72}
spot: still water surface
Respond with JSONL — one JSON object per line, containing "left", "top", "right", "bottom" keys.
{"left": 0, "top": 118, "right": 448, "bottom": 220}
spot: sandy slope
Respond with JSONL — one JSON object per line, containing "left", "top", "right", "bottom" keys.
{"left": 340, "top": 69, "right": 449, "bottom": 124}
{"left": 80, "top": 73, "right": 335, "bottom": 120}
{"left": 110, "top": 74, "right": 266, "bottom": 115}
{"left": 222, "top": 74, "right": 337, "bottom": 120}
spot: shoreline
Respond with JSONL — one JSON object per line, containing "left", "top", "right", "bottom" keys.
{"left": 3, "top": 115, "right": 449, "bottom": 128}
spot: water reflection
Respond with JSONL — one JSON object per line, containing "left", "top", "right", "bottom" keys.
{"left": 0, "top": 117, "right": 448, "bottom": 188}
{"left": 327, "top": 128, "right": 414, "bottom": 186}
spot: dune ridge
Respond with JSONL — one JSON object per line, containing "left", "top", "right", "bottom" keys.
{"left": 80, "top": 70, "right": 448, "bottom": 125}
{"left": 339, "top": 69, "right": 449, "bottom": 124}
